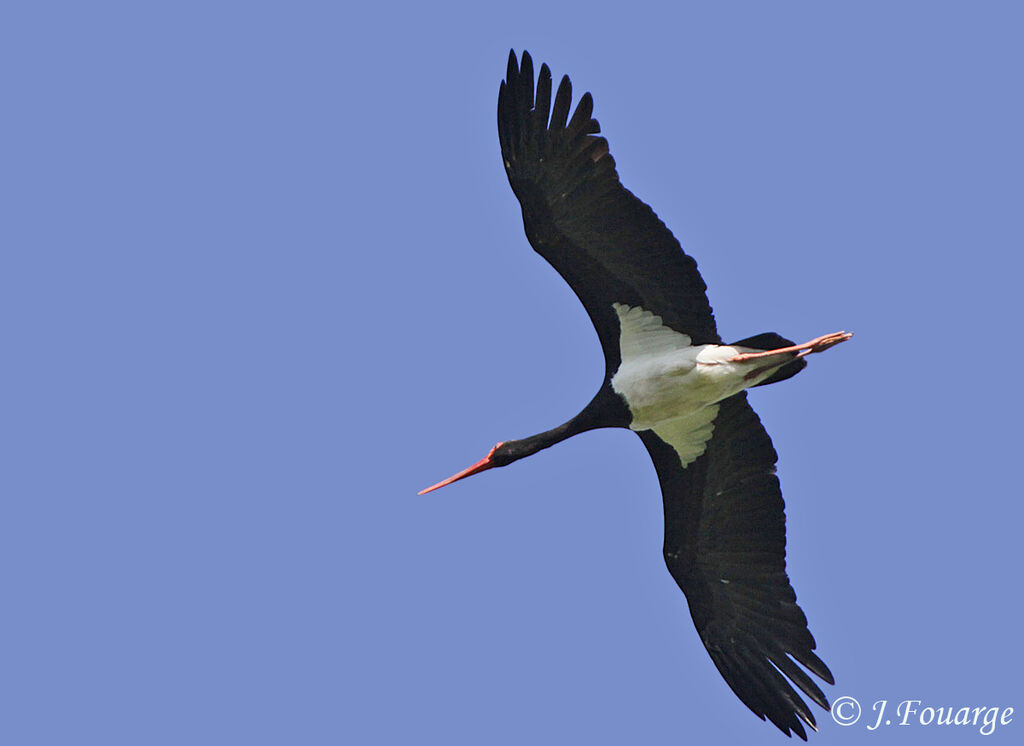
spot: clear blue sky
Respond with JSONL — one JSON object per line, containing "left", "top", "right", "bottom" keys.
{"left": 5, "top": 1, "right": 1022, "bottom": 744}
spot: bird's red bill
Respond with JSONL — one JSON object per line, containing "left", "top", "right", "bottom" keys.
{"left": 418, "top": 445, "right": 500, "bottom": 495}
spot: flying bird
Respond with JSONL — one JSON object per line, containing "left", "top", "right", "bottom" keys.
{"left": 421, "top": 50, "right": 851, "bottom": 739}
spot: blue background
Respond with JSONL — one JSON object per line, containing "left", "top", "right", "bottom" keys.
{"left": 5, "top": 1, "right": 1022, "bottom": 743}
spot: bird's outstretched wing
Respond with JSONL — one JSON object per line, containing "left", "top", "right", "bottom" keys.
{"left": 498, "top": 50, "right": 719, "bottom": 375}
{"left": 639, "top": 393, "right": 834, "bottom": 740}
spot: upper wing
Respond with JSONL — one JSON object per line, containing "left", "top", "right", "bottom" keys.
{"left": 498, "top": 50, "right": 720, "bottom": 376}
{"left": 639, "top": 393, "right": 834, "bottom": 740}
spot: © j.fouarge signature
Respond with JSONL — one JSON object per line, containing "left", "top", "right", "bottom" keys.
{"left": 831, "top": 696, "right": 1014, "bottom": 735}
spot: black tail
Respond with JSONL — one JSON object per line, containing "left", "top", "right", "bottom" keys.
{"left": 731, "top": 332, "right": 807, "bottom": 387}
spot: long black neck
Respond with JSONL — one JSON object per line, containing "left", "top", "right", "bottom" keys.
{"left": 502, "top": 384, "right": 630, "bottom": 463}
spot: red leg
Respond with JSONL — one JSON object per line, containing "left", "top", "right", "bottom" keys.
{"left": 728, "top": 331, "right": 853, "bottom": 363}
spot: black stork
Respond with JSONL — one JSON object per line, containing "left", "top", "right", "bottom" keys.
{"left": 421, "top": 50, "right": 851, "bottom": 739}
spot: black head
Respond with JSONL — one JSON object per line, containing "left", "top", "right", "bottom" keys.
{"left": 419, "top": 439, "right": 538, "bottom": 495}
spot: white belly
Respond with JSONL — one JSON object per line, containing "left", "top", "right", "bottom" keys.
{"left": 609, "top": 303, "right": 780, "bottom": 467}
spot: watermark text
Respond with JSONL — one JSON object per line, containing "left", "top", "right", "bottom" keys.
{"left": 830, "top": 696, "right": 1013, "bottom": 736}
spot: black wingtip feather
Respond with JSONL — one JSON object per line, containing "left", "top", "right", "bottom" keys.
{"left": 550, "top": 74, "right": 572, "bottom": 131}
{"left": 566, "top": 91, "right": 595, "bottom": 140}
{"left": 769, "top": 649, "right": 830, "bottom": 712}
{"left": 534, "top": 64, "right": 552, "bottom": 142}
{"left": 793, "top": 648, "right": 835, "bottom": 686}
{"left": 519, "top": 51, "right": 534, "bottom": 112}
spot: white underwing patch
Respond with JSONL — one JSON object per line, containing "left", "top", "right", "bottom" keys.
{"left": 612, "top": 303, "right": 692, "bottom": 360}
{"left": 610, "top": 303, "right": 781, "bottom": 468}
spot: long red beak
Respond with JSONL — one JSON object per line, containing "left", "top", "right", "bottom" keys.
{"left": 418, "top": 444, "right": 501, "bottom": 495}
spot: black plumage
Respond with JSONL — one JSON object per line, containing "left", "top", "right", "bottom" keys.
{"left": 498, "top": 51, "right": 719, "bottom": 375}
{"left": 424, "top": 50, "right": 843, "bottom": 739}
